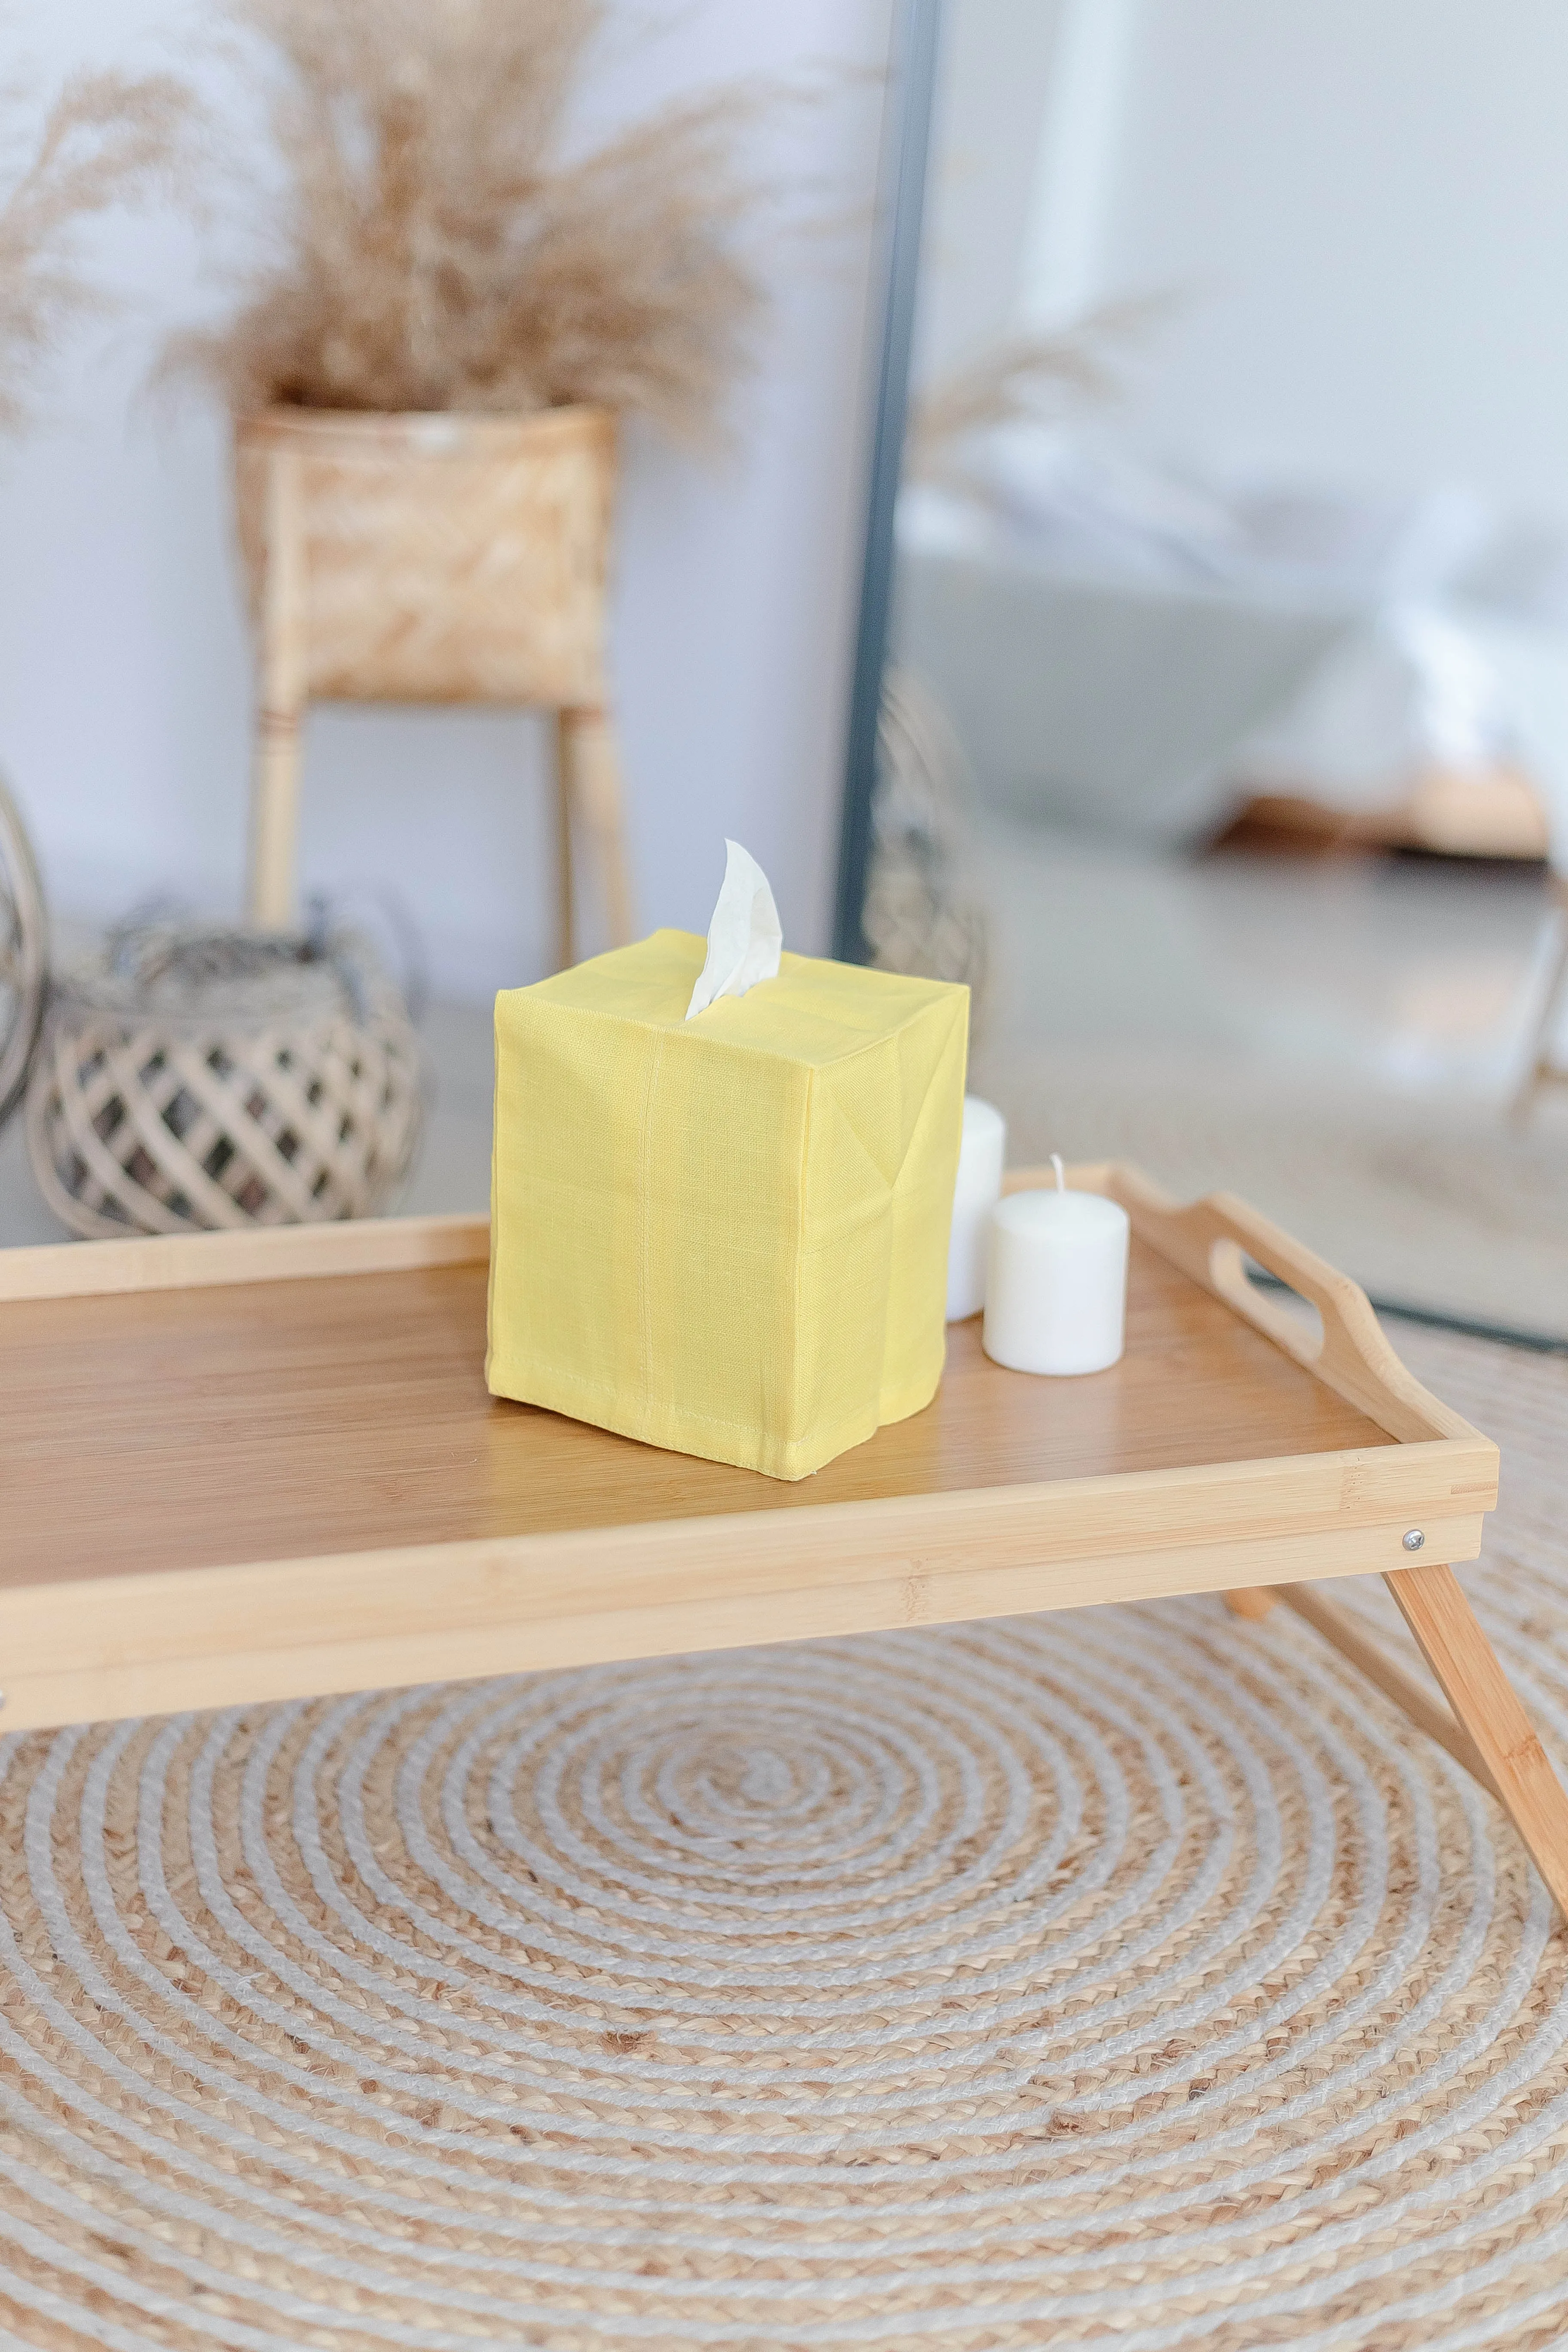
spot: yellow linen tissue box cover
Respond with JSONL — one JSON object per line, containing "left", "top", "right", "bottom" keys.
{"left": 487, "top": 841, "right": 968, "bottom": 1479}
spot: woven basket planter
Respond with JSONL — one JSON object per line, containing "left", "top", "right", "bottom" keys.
{"left": 233, "top": 404, "right": 616, "bottom": 708}
{"left": 25, "top": 924, "right": 423, "bottom": 1240}
{"left": 232, "top": 403, "right": 630, "bottom": 959}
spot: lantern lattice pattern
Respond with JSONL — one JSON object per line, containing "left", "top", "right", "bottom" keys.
{"left": 26, "top": 923, "right": 423, "bottom": 1239}
{"left": 0, "top": 772, "right": 46, "bottom": 1133}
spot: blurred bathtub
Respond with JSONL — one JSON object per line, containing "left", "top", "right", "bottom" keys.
{"left": 892, "top": 532, "right": 1349, "bottom": 842}
{"left": 890, "top": 453, "right": 1565, "bottom": 851}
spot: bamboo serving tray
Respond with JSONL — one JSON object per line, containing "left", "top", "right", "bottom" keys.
{"left": 4, "top": 1162, "right": 1567, "bottom": 1914}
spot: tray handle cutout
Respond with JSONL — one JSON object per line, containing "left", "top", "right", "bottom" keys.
{"left": 1209, "top": 1237, "right": 1325, "bottom": 1365}
{"left": 1122, "top": 1172, "right": 1385, "bottom": 1391}
{"left": 1005, "top": 1161, "right": 1476, "bottom": 1447}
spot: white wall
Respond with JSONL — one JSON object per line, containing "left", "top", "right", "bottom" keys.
{"left": 0, "top": 0, "right": 893, "bottom": 1000}
{"left": 1078, "top": 0, "right": 1568, "bottom": 512}
{"left": 911, "top": 0, "right": 1069, "bottom": 385}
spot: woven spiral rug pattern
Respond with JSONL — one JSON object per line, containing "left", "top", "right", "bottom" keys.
{"left": 1, "top": 1326, "right": 1567, "bottom": 2350}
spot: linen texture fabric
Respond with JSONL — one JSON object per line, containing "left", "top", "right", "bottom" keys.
{"left": 487, "top": 929, "right": 968, "bottom": 1478}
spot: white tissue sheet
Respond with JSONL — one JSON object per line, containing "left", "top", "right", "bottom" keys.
{"left": 685, "top": 839, "right": 784, "bottom": 1018}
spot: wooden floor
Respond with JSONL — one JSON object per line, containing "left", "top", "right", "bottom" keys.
{"left": 1, "top": 1235, "right": 1392, "bottom": 1592}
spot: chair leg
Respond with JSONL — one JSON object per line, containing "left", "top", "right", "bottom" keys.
{"left": 558, "top": 707, "right": 634, "bottom": 950}
{"left": 1387, "top": 1559, "right": 1568, "bottom": 1920}
{"left": 247, "top": 444, "right": 309, "bottom": 931}
{"left": 248, "top": 704, "right": 304, "bottom": 930}
{"left": 1275, "top": 1579, "right": 1497, "bottom": 1794}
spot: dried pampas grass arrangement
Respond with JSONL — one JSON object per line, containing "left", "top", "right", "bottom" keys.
{"left": 906, "top": 295, "right": 1175, "bottom": 477}
{"left": 175, "top": 0, "right": 771, "bottom": 438}
{"left": 0, "top": 65, "right": 189, "bottom": 433}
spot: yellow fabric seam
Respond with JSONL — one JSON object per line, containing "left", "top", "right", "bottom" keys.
{"left": 793, "top": 1063, "right": 813, "bottom": 1440}
{"left": 635, "top": 1027, "right": 666, "bottom": 1425}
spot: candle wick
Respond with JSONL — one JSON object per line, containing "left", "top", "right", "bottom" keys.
{"left": 1050, "top": 1152, "right": 1066, "bottom": 1193}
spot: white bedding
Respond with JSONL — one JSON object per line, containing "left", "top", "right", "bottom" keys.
{"left": 893, "top": 441, "right": 1568, "bottom": 847}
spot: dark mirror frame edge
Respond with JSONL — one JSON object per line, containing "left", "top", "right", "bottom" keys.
{"left": 832, "top": 0, "right": 945, "bottom": 965}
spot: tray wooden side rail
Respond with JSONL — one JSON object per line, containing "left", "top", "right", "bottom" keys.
{"left": 2, "top": 1161, "right": 1565, "bottom": 1917}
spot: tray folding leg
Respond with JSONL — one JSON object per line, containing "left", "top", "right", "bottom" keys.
{"left": 1223, "top": 1588, "right": 1278, "bottom": 1623}
{"left": 1387, "top": 1560, "right": 1568, "bottom": 1920}
{"left": 1082, "top": 1166, "right": 1566, "bottom": 1920}
{"left": 1224, "top": 1572, "right": 1568, "bottom": 1920}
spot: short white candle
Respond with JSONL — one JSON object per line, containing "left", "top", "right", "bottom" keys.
{"left": 946, "top": 1096, "right": 1007, "bottom": 1320}
{"left": 983, "top": 1158, "right": 1130, "bottom": 1375}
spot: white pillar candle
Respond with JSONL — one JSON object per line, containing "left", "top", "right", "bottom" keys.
{"left": 983, "top": 1157, "right": 1130, "bottom": 1375}
{"left": 946, "top": 1096, "right": 1007, "bottom": 1320}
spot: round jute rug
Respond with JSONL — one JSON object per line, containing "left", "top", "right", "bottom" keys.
{"left": 2, "top": 1325, "right": 1568, "bottom": 2352}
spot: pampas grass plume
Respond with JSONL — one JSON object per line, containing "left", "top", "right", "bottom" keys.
{"left": 0, "top": 65, "right": 190, "bottom": 433}
{"left": 175, "top": 0, "right": 771, "bottom": 437}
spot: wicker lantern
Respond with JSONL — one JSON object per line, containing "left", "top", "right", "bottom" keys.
{"left": 0, "top": 772, "right": 46, "bottom": 1134}
{"left": 26, "top": 922, "right": 423, "bottom": 1239}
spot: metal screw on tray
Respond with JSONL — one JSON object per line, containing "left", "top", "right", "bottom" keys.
{"left": 1403, "top": 1529, "right": 1426, "bottom": 1552}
